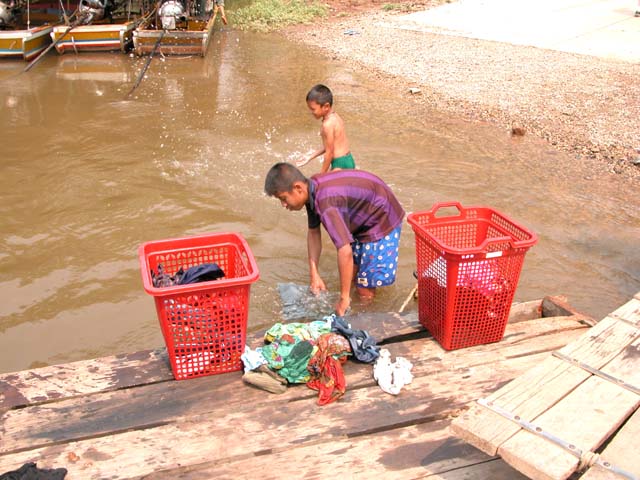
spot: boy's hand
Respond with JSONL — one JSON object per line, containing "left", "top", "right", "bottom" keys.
{"left": 310, "top": 276, "right": 327, "bottom": 294}
{"left": 334, "top": 296, "right": 351, "bottom": 317}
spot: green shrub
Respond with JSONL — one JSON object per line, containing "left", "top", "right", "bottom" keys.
{"left": 232, "top": 0, "right": 329, "bottom": 31}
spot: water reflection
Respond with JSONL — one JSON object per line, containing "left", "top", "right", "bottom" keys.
{"left": 0, "top": 30, "right": 638, "bottom": 374}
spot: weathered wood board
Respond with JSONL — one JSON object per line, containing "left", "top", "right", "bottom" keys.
{"left": 0, "top": 311, "right": 424, "bottom": 411}
{"left": 451, "top": 293, "right": 640, "bottom": 480}
{"left": 1, "top": 317, "right": 582, "bottom": 456}
{"left": 0, "top": 352, "right": 557, "bottom": 478}
{"left": 143, "top": 420, "right": 529, "bottom": 480}
{"left": 0, "top": 298, "right": 591, "bottom": 479}
{"left": 0, "top": 297, "right": 574, "bottom": 411}
{"left": 581, "top": 408, "right": 640, "bottom": 480}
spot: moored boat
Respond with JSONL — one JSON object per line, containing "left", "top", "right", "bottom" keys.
{"left": 133, "top": 0, "right": 214, "bottom": 56}
{"left": 0, "top": 0, "right": 81, "bottom": 60}
{"left": 51, "top": 20, "right": 135, "bottom": 53}
{"left": 49, "top": 0, "right": 144, "bottom": 54}
{"left": 0, "top": 23, "right": 52, "bottom": 60}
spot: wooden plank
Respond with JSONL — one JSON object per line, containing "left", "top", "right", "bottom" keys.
{"left": 0, "top": 305, "right": 573, "bottom": 412}
{"left": 427, "top": 459, "right": 529, "bottom": 480}
{"left": 0, "top": 311, "right": 423, "bottom": 411}
{"left": 498, "top": 376, "right": 639, "bottom": 480}
{"left": 141, "top": 420, "right": 528, "bottom": 480}
{"left": 497, "top": 332, "right": 640, "bottom": 480}
{"left": 608, "top": 297, "right": 640, "bottom": 326}
{"left": 450, "top": 316, "right": 639, "bottom": 457}
{"left": 581, "top": 408, "right": 640, "bottom": 479}
{"left": 542, "top": 295, "right": 596, "bottom": 326}
{"left": 0, "top": 351, "right": 552, "bottom": 479}
{"left": 508, "top": 299, "right": 542, "bottom": 323}
{"left": 0, "top": 349, "right": 172, "bottom": 411}
{"left": 0, "top": 317, "right": 586, "bottom": 455}
{"left": 0, "top": 300, "right": 573, "bottom": 412}
{"left": 578, "top": 467, "right": 630, "bottom": 480}
{"left": 558, "top": 315, "right": 639, "bottom": 362}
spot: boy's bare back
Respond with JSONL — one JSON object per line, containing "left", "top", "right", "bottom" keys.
{"left": 321, "top": 111, "right": 350, "bottom": 161}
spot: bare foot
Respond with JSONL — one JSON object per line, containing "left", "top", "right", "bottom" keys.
{"left": 357, "top": 286, "right": 375, "bottom": 301}
{"left": 222, "top": 15, "right": 228, "bottom": 25}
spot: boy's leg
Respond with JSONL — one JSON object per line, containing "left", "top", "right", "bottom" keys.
{"left": 357, "top": 285, "right": 376, "bottom": 300}
{"left": 214, "top": 0, "right": 227, "bottom": 24}
{"left": 351, "top": 242, "right": 374, "bottom": 300}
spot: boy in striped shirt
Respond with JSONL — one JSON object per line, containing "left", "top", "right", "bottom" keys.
{"left": 265, "top": 163, "right": 405, "bottom": 316}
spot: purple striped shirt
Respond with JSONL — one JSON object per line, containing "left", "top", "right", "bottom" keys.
{"left": 306, "top": 170, "right": 405, "bottom": 248}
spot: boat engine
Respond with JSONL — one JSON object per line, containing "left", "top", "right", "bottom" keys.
{"left": 0, "top": 0, "right": 17, "bottom": 29}
{"left": 78, "top": 0, "right": 107, "bottom": 24}
{"left": 158, "top": 0, "right": 185, "bottom": 30}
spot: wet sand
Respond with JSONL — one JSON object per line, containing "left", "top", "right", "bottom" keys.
{"left": 283, "top": 8, "right": 640, "bottom": 181}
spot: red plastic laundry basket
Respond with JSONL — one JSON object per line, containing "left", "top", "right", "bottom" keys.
{"left": 139, "top": 232, "right": 259, "bottom": 380}
{"left": 407, "top": 202, "right": 537, "bottom": 350}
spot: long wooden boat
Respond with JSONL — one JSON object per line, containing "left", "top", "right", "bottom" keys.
{"left": 0, "top": 23, "right": 52, "bottom": 60}
{"left": 133, "top": 13, "right": 215, "bottom": 56}
{"left": 0, "top": 0, "right": 81, "bottom": 61}
{"left": 50, "top": 20, "right": 136, "bottom": 53}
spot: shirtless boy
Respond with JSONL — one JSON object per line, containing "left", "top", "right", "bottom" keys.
{"left": 297, "top": 84, "right": 356, "bottom": 173}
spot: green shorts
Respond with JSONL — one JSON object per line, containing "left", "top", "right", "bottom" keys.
{"left": 330, "top": 152, "right": 356, "bottom": 170}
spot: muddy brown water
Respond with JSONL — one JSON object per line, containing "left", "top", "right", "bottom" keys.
{"left": 0, "top": 31, "right": 639, "bottom": 374}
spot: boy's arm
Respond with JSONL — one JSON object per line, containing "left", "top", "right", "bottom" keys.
{"left": 307, "top": 226, "right": 326, "bottom": 293}
{"left": 296, "top": 148, "right": 325, "bottom": 167}
{"left": 334, "top": 243, "right": 353, "bottom": 316}
{"left": 320, "top": 122, "right": 335, "bottom": 173}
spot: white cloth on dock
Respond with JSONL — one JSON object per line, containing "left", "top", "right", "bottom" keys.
{"left": 373, "top": 348, "right": 413, "bottom": 395}
{"left": 241, "top": 345, "right": 267, "bottom": 373}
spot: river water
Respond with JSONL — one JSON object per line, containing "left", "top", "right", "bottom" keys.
{"left": 1, "top": 30, "right": 639, "bottom": 374}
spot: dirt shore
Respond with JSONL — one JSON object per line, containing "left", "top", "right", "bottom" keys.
{"left": 282, "top": 2, "right": 640, "bottom": 181}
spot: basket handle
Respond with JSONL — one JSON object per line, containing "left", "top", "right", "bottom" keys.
{"left": 429, "top": 201, "right": 465, "bottom": 218}
{"left": 477, "top": 235, "right": 517, "bottom": 252}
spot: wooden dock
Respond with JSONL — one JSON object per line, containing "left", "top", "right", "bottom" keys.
{"left": 452, "top": 292, "right": 640, "bottom": 480}
{"left": 0, "top": 296, "right": 594, "bottom": 479}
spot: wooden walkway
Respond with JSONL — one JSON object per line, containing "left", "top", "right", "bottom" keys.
{"left": 452, "top": 292, "right": 640, "bottom": 480}
{"left": 0, "top": 297, "right": 593, "bottom": 479}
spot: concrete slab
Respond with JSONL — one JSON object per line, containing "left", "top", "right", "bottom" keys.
{"left": 386, "top": 0, "right": 640, "bottom": 62}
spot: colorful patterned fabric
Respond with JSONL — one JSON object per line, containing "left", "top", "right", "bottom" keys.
{"left": 261, "top": 321, "right": 332, "bottom": 384}
{"left": 352, "top": 225, "right": 402, "bottom": 289}
{"left": 306, "top": 333, "right": 351, "bottom": 405}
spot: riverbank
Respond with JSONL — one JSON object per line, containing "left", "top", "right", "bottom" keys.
{"left": 282, "top": 1, "right": 640, "bottom": 181}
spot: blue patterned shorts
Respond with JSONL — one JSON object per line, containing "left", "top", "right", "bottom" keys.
{"left": 352, "top": 225, "right": 401, "bottom": 289}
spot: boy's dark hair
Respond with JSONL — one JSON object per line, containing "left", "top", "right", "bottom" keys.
{"left": 306, "top": 84, "right": 333, "bottom": 106}
{"left": 264, "top": 163, "right": 307, "bottom": 196}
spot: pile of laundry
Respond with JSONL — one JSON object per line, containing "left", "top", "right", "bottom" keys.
{"left": 242, "top": 315, "right": 414, "bottom": 405}
{"left": 151, "top": 263, "right": 225, "bottom": 288}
